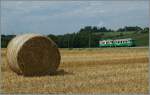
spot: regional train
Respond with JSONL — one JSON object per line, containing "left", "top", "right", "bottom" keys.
{"left": 99, "top": 38, "right": 135, "bottom": 47}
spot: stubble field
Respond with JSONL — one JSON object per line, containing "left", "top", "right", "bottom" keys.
{"left": 1, "top": 48, "right": 149, "bottom": 94}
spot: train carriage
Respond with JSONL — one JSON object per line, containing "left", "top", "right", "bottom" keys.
{"left": 99, "top": 38, "right": 135, "bottom": 47}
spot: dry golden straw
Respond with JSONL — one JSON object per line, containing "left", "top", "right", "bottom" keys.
{"left": 6, "top": 33, "right": 61, "bottom": 76}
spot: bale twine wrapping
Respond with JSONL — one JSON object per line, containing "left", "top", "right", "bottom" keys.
{"left": 6, "top": 34, "right": 61, "bottom": 76}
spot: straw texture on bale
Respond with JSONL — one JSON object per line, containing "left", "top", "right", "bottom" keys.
{"left": 6, "top": 34, "right": 61, "bottom": 76}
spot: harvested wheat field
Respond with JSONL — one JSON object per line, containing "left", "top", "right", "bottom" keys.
{"left": 1, "top": 48, "right": 149, "bottom": 94}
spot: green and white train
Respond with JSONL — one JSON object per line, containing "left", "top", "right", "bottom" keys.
{"left": 99, "top": 38, "right": 135, "bottom": 47}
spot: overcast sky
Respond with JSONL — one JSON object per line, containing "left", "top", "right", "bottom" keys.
{"left": 1, "top": 1, "right": 149, "bottom": 35}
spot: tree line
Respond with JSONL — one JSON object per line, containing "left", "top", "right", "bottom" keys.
{"left": 1, "top": 26, "right": 149, "bottom": 48}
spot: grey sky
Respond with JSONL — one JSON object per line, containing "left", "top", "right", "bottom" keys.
{"left": 1, "top": 1, "right": 149, "bottom": 35}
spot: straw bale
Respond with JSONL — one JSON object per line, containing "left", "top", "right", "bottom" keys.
{"left": 6, "top": 34, "right": 61, "bottom": 76}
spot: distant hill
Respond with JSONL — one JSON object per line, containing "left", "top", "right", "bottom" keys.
{"left": 1, "top": 26, "right": 149, "bottom": 48}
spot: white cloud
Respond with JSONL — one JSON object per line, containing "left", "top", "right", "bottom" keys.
{"left": 97, "top": 21, "right": 104, "bottom": 27}
{"left": 1, "top": 1, "right": 149, "bottom": 35}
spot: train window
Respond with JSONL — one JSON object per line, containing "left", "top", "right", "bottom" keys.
{"left": 110, "top": 41, "right": 113, "bottom": 44}
{"left": 127, "top": 40, "right": 129, "bottom": 43}
{"left": 100, "top": 41, "right": 106, "bottom": 44}
{"left": 115, "top": 41, "right": 118, "bottom": 43}
{"left": 103, "top": 42, "right": 106, "bottom": 44}
{"left": 100, "top": 41, "right": 105, "bottom": 44}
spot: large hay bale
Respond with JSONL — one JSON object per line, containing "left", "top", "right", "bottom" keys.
{"left": 6, "top": 33, "right": 61, "bottom": 76}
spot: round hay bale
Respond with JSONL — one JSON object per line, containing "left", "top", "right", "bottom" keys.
{"left": 6, "top": 33, "right": 61, "bottom": 76}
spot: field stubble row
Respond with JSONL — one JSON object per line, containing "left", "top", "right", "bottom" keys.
{"left": 1, "top": 48, "right": 149, "bottom": 94}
